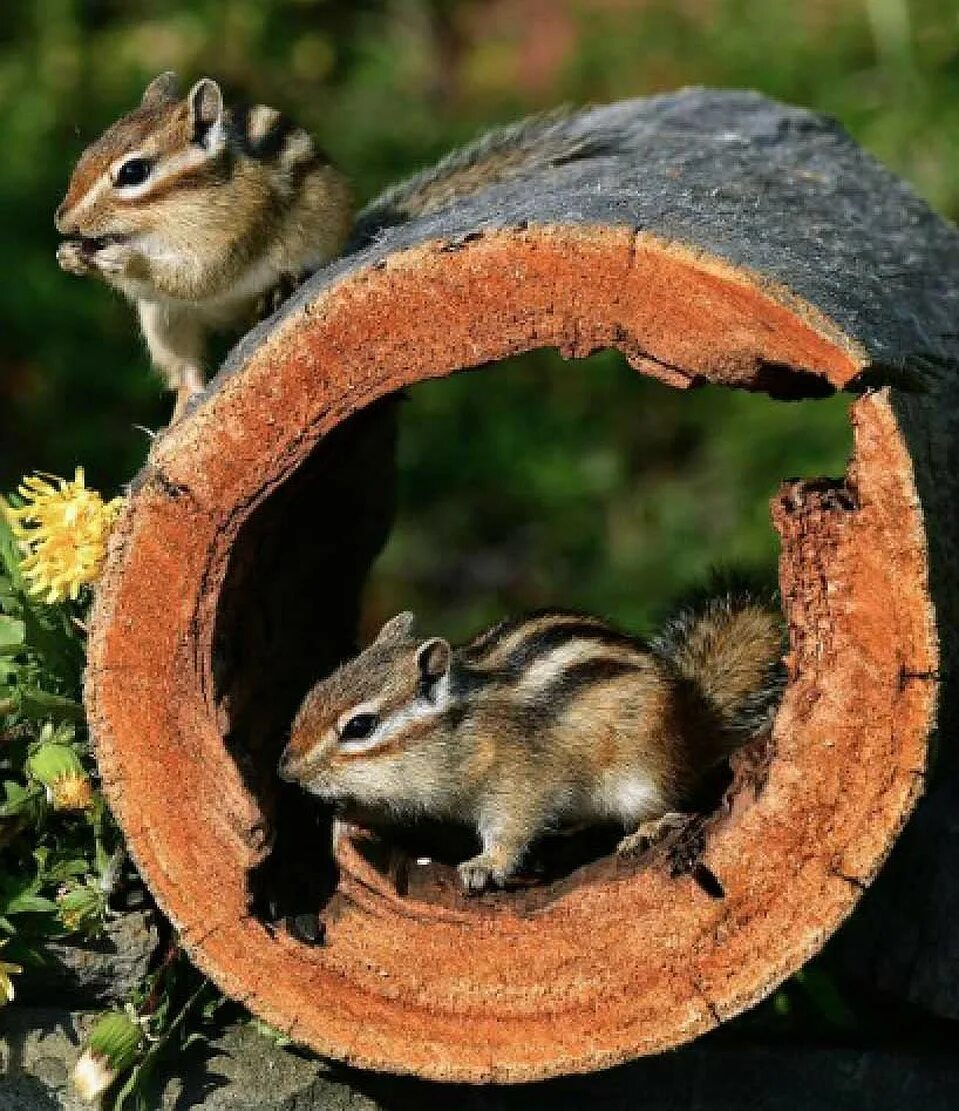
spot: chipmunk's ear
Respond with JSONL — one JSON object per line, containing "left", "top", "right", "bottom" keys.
{"left": 142, "top": 71, "right": 181, "bottom": 108}
{"left": 188, "top": 78, "right": 224, "bottom": 145}
{"left": 375, "top": 611, "right": 416, "bottom": 645}
{"left": 417, "top": 638, "right": 451, "bottom": 697}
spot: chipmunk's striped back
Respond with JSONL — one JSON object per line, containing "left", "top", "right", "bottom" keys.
{"left": 452, "top": 609, "right": 655, "bottom": 715}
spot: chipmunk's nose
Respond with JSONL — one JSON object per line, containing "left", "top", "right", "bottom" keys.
{"left": 277, "top": 745, "right": 298, "bottom": 782}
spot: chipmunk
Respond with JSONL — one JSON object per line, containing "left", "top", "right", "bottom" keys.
{"left": 278, "top": 595, "right": 784, "bottom": 893}
{"left": 55, "top": 72, "right": 352, "bottom": 418}
{"left": 55, "top": 75, "right": 616, "bottom": 418}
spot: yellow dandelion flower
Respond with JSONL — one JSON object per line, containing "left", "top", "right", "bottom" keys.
{"left": 0, "top": 940, "right": 22, "bottom": 1005}
{"left": 2, "top": 468, "right": 124, "bottom": 604}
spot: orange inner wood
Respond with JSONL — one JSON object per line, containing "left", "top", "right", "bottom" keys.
{"left": 87, "top": 225, "right": 934, "bottom": 1082}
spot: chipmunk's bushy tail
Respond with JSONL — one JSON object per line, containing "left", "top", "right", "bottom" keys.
{"left": 652, "top": 588, "right": 786, "bottom": 748}
{"left": 353, "top": 107, "right": 622, "bottom": 245}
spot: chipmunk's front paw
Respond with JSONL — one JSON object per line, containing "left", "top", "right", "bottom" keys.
{"left": 93, "top": 242, "right": 135, "bottom": 276}
{"left": 57, "top": 240, "right": 93, "bottom": 276}
{"left": 458, "top": 853, "right": 508, "bottom": 893}
{"left": 617, "top": 811, "right": 689, "bottom": 858}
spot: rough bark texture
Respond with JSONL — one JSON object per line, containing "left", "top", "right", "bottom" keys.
{"left": 85, "top": 89, "right": 956, "bottom": 1081}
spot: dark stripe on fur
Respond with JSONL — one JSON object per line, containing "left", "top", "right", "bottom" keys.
{"left": 237, "top": 104, "right": 295, "bottom": 161}
{"left": 498, "top": 620, "right": 643, "bottom": 676}
{"left": 128, "top": 150, "right": 233, "bottom": 202}
{"left": 461, "top": 608, "right": 641, "bottom": 666}
{"left": 459, "top": 612, "right": 535, "bottom": 662}
{"left": 232, "top": 105, "right": 331, "bottom": 176}
{"left": 534, "top": 657, "right": 644, "bottom": 720}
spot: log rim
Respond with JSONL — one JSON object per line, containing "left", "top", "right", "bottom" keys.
{"left": 86, "top": 223, "right": 937, "bottom": 1082}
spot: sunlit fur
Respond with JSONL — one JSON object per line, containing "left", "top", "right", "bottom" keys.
{"left": 55, "top": 72, "right": 352, "bottom": 411}
{"left": 280, "top": 598, "right": 784, "bottom": 892}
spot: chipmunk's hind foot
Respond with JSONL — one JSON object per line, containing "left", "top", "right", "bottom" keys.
{"left": 457, "top": 853, "right": 512, "bottom": 893}
{"left": 617, "top": 811, "right": 690, "bottom": 858}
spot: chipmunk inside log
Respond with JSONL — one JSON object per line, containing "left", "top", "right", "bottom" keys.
{"left": 279, "top": 595, "right": 784, "bottom": 894}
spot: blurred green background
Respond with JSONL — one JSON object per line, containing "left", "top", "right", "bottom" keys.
{"left": 1, "top": 0, "right": 956, "bottom": 637}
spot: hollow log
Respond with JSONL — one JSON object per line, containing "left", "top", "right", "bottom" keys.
{"left": 86, "top": 89, "right": 958, "bottom": 1082}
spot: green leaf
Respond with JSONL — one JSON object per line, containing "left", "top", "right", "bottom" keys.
{"left": 0, "top": 780, "right": 43, "bottom": 818}
{"left": 43, "top": 855, "right": 89, "bottom": 883}
{"left": 201, "top": 994, "right": 226, "bottom": 1022}
{"left": 0, "top": 872, "right": 58, "bottom": 916}
{"left": 21, "top": 606, "right": 85, "bottom": 693}
{"left": 5, "top": 892, "right": 58, "bottom": 915}
{"left": 3, "top": 781, "right": 29, "bottom": 806}
{"left": 113, "top": 1059, "right": 153, "bottom": 1111}
{"left": 0, "top": 510, "right": 24, "bottom": 589}
{"left": 17, "top": 687, "right": 84, "bottom": 723}
{"left": 0, "top": 616, "right": 25, "bottom": 655}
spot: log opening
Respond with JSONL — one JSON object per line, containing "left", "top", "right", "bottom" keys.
{"left": 87, "top": 89, "right": 955, "bottom": 1081}
{"left": 213, "top": 354, "right": 849, "bottom": 923}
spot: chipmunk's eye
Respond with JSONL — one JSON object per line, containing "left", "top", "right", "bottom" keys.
{"left": 115, "top": 158, "right": 153, "bottom": 188}
{"left": 340, "top": 713, "right": 378, "bottom": 741}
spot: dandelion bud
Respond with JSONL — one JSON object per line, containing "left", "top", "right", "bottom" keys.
{"left": 26, "top": 741, "right": 94, "bottom": 811}
{"left": 26, "top": 741, "right": 84, "bottom": 787}
{"left": 57, "top": 882, "right": 107, "bottom": 934}
{"left": 73, "top": 1011, "right": 142, "bottom": 1102}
